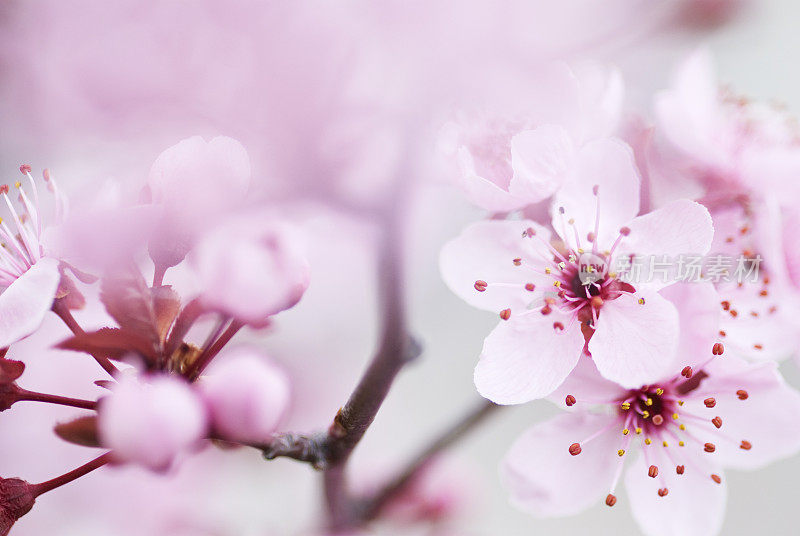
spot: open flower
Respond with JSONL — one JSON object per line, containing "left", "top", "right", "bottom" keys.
{"left": 0, "top": 167, "right": 65, "bottom": 348}
{"left": 190, "top": 213, "right": 310, "bottom": 325}
{"left": 98, "top": 374, "right": 207, "bottom": 471}
{"left": 440, "top": 141, "right": 714, "bottom": 402}
{"left": 502, "top": 352, "right": 800, "bottom": 536}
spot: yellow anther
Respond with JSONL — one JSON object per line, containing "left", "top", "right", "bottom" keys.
{"left": 545, "top": 267, "right": 552, "bottom": 274}
{"left": 608, "top": 272, "right": 617, "bottom": 278}
{"left": 662, "top": 441, "right": 669, "bottom": 447}
{"left": 672, "top": 413, "right": 679, "bottom": 420}
{"left": 656, "top": 388, "right": 664, "bottom": 395}
{"left": 622, "top": 429, "right": 629, "bottom": 436}
{"left": 679, "top": 424, "right": 686, "bottom": 431}
{"left": 617, "top": 449, "right": 625, "bottom": 457}
{"left": 577, "top": 248, "right": 585, "bottom": 254}
{"left": 645, "top": 438, "right": 652, "bottom": 445}
{"left": 645, "top": 398, "right": 653, "bottom": 406}
{"left": 568, "top": 219, "right": 575, "bottom": 225}
{"left": 679, "top": 441, "right": 685, "bottom": 447}
{"left": 642, "top": 410, "right": 650, "bottom": 419}
{"left": 678, "top": 400, "right": 684, "bottom": 406}
{"left": 638, "top": 297, "right": 646, "bottom": 305}
{"left": 14, "top": 181, "right": 21, "bottom": 188}
{"left": 621, "top": 402, "right": 631, "bottom": 410}
{"left": 553, "top": 281, "right": 561, "bottom": 288}
{"left": 635, "top": 427, "right": 642, "bottom": 435}
{"left": 558, "top": 262, "right": 566, "bottom": 270}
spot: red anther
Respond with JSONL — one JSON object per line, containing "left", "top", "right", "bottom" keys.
{"left": 754, "top": 344, "right": 763, "bottom": 350}
{"left": 704, "top": 398, "right": 716, "bottom": 408}
{"left": 0, "top": 184, "right": 8, "bottom": 195}
{"left": 605, "top": 494, "right": 617, "bottom": 507}
{"left": 712, "top": 343, "right": 724, "bottom": 355}
{"left": 525, "top": 283, "right": 535, "bottom": 292}
{"left": 541, "top": 305, "right": 552, "bottom": 316}
{"left": 648, "top": 465, "right": 659, "bottom": 478}
{"left": 586, "top": 232, "right": 596, "bottom": 243}
{"left": 553, "top": 322, "right": 565, "bottom": 331}
{"left": 19, "top": 164, "right": 31, "bottom": 175}
{"left": 652, "top": 414, "right": 664, "bottom": 426}
{"left": 730, "top": 310, "right": 738, "bottom": 317}
{"left": 513, "top": 258, "right": 522, "bottom": 266}
{"left": 711, "top": 474, "right": 722, "bottom": 484}
{"left": 704, "top": 443, "right": 716, "bottom": 453}
{"left": 768, "top": 306, "right": 778, "bottom": 314}
{"left": 740, "top": 440, "right": 752, "bottom": 450}
{"left": 711, "top": 416, "right": 722, "bottom": 429}
{"left": 500, "top": 309, "right": 511, "bottom": 321}
{"left": 590, "top": 296, "right": 604, "bottom": 309}
{"left": 474, "top": 280, "right": 488, "bottom": 292}
{"left": 43, "top": 168, "right": 51, "bottom": 181}
{"left": 759, "top": 289, "right": 768, "bottom": 297}
{"left": 721, "top": 300, "right": 731, "bottom": 311}
{"left": 676, "top": 465, "right": 685, "bottom": 475}
{"left": 523, "top": 227, "right": 536, "bottom": 238}
{"left": 736, "top": 390, "right": 749, "bottom": 400}
{"left": 619, "top": 226, "right": 631, "bottom": 236}
{"left": 681, "top": 366, "right": 693, "bottom": 378}
{"left": 565, "top": 395, "right": 576, "bottom": 407}
{"left": 592, "top": 185, "right": 599, "bottom": 195}
{"left": 719, "top": 330, "right": 726, "bottom": 337}
{"left": 740, "top": 225, "right": 749, "bottom": 235}
{"left": 657, "top": 488, "right": 669, "bottom": 497}
{"left": 569, "top": 443, "right": 582, "bottom": 456}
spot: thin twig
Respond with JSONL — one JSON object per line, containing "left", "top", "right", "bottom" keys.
{"left": 52, "top": 300, "right": 119, "bottom": 377}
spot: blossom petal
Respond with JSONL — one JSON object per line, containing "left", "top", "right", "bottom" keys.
{"left": 625, "top": 449, "right": 726, "bottom": 536}
{"left": 503, "top": 412, "right": 620, "bottom": 517}
{"left": 475, "top": 311, "right": 584, "bottom": 404}
{"left": 552, "top": 138, "right": 640, "bottom": 249}
{"left": 548, "top": 354, "right": 625, "bottom": 409}
{"left": 456, "top": 147, "right": 528, "bottom": 212}
{"left": 0, "top": 258, "right": 60, "bottom": 348}
{"left": 684, "top": 358, "right": 800, "bottom": 470}
{"left": 507, "top": 125, "right": 575, "bottom": 203}
{"left": 439, "top": 220, "right": 552, "bottom": 313}
{"left": 589, "top": 291, "right": 679, "bottom": 388}
{"left": 660, "top": 280, "right": 721, "bottom": 366}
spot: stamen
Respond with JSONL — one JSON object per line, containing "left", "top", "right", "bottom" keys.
{"left": 569, "top": 443, "right": 582, "bottom": 456}
{"left": 712, "top": 343, "right": 725, "bottom": 355}
{"left": 740, "top": 440, "right": 752, "bottom": 450}
{"left": 704, "top": 443, "right": 716, "bottom": 453}
{"left": 736, "top": 390, "right": 749, "bottom": 400}
{"left": 711, "top": 474, "right": 722, "bottom": 484}
{"left": 658, "top": 488, "right": 669, "bottom": 497}
{"left": 711, "top": 416, "right": 722, "bottom": 429}
{"left": 605, "top": 494, "right": 617, "bottom": 507}
{"left": 648, "top": 465, "right": 659, "bottom": 478}
{"left": 676, "top": 465, "right": 685, "bottom": 475}
{"left": 474, "top": 280, "right": 487, "bottom": 292}
{"left": 681, "top": 366, "right": 693, "bottom": 378}
{"left": 565, "top": 395, "right": 576, "bottom": 407}
{"left": 499, "top": 309, "right": 511, "bottom": 321}
{"left": 704, "top": 398, "right": 716, "bottom": 408}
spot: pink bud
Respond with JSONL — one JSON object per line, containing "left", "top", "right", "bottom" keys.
{"left": 198, "top": 348, "right": 290, "bottom": 443}
{"left": 98, "top": 374, "right": 207, "bottom": 471}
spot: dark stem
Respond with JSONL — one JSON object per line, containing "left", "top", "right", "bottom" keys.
{"left": 360, "top": 400, "right": 500, "bottom": 521}
{"left": 321, "top": 173, "right": 419, "bottom": 529}
{"left": 32, "top": 452, "right": 112, "bottom": 496}
{"left": 152, "top": 263, "right": 167, "bottom": 288}
{"left": 16, "top": 389, "right": 97, "bottom": 410}
{"left": 52, "top": 301, "right": 119, "bottom": 377}
{"left": 186, "top": 319, "right": 243, "bottom": 381}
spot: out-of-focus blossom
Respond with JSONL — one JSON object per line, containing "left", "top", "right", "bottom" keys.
{"left": 504, "top": 352, "right": 800, "bottom": 536}
{"left": 440, "top": 63, "right": 624, "bottom": 212}
{"left": 98, "top": 374, "right": 207, "bottom": 471}
{"left": 190, "top": 214, "right": 310, "bottom": 325}
{"left": 0, "top": 168, "right": 65, "bottom": 348}
{"left": 440, "top": 143, "right": 714, "bottom": 402}
{"left": 145, "top": 136, "right": 251, "bottom": 270}
{"left": 198, "top": 347, "right": 290, "bottom": 444}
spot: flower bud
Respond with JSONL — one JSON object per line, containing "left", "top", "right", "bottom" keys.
{"left": 0, "top": 477, "right": 35, "bottom": 535}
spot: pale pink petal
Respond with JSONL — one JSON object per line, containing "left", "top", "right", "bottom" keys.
{"left": 784, "top": 208, "right": 800, "bottom": 288}
{"left": 740, "top": 146, "right": 800, "bottom": 201}
{"left": 572, "top": 62, "right": 624, "bottom": 142}
{"left": 0, "top": 258, "right": 60, "bottom": 348}
{"left": 589, "top": 291, "right": 679, "bottom": 388}
{"left": 439, "top": 220, "right": 552, "bottom": 313}
{"left": 684, "top": 358, "right": 800, "bottom": 470}
{"left": 456, "top": 147, "right": 527, "bottom": 212}
{"left": 475, "top": 311, "right": 584, "bottom": 404}
{"left": 552, "top": 138, "right": 640, "bottom": 249}
{"left": 502, "top": 412, "right": 620, "bottom": 517}
{"left": 507, "top": 125, "right": 575, "bottom": 203}
{"left": 618, "top": 199, "right": 714, "bottom": 262}
{"left": 199, "top": 347, "right": 291, "bottom": 443}
{"left": 660, "top": 281, "right": 721, "bottom": 366}
{"left": 548, "top": 355, "right": 625, "bottom": 409}
{"left": 625, "top": 449, "right": 726, "bottom": 536}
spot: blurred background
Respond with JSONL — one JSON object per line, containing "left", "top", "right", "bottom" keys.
{"left": 1, "top": 1, "right": 800, "bottom": 534}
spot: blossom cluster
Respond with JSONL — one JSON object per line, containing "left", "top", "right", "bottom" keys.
{"left": 439, "top": 50, "right": 800, "bottom": 536}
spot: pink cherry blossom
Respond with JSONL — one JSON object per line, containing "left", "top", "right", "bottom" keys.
{"left": 145, "top": 135, "right": 251, "bottom": 270}
{"left": 504, "top": 353, "right": 800, "bottom": 536}
{"left": 441, "top": 62, "right": 624, "bottom": 212}
{"left": 198, "top": 347, "right": 290, "bottom": 443}
{"left": 0, "top": 168, "right": 65, "bottom": 348}
{"left": 440, "top": 141, "right": 714, "bottom": 402}
{"left": 98, "top": 374, "right": 207, "bottom": 472}
{"left": 189, "top": 213, "right": 310, "bottom": 325}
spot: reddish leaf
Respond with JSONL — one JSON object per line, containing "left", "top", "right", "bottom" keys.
{"left": 57, "top": 328, "right": 157, "bottom": 362}
{"left": 54, "top": 416, "right": 100, "bottom": 448}
{"left": 151, "top": 285, "right": 181, "bottom": 344}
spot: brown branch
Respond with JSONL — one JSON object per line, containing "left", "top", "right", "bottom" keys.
{"left": 360, "top": 400, "right": 500, "bottom": 521}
